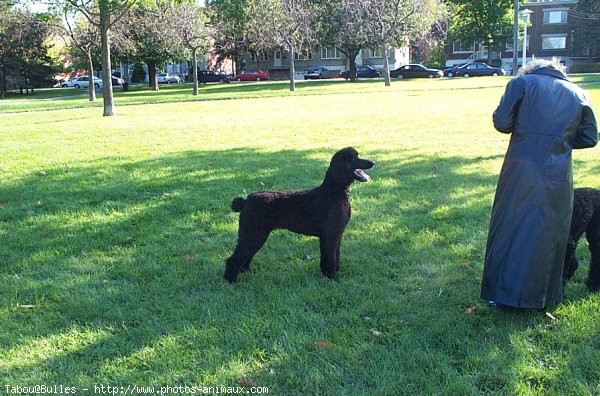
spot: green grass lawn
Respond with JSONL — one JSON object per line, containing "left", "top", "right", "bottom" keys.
{"left": 1, "top": 77, "right": 600, "bottom": 395}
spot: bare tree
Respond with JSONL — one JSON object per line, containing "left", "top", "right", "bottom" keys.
{"left": 266, "top": 0, "right": 317, "bottom": 91}
{"left": 65, "top": 0, "right": 136, "bottom": 116}
{"left": 172, "top": 1, "right": 210, "bottom": 95}
{"left": 62, "top": 15, "right": 101, "bottom": 101}
{"left": 362, "top": 0, "right": 443, "bottom": 86}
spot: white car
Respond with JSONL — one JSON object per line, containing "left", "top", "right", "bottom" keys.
{"left": 60, "top": 78, "right": 77, "bottom": 87}
{"left": 67, "top": 76, "right": 103, "bottom": 89}
{"left": 157, "top": 73, "right": 181, "bottom": 84}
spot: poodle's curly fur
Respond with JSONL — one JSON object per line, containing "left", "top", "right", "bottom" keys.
{"left": 564, "top": 187, "right": 600, "bottom": 291}
{"left": 224, "top": 147, "right": 374, "bottom": 283}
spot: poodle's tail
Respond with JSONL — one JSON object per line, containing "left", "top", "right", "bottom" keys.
{"left": 231, "top": 197, "right": 246, "bottom": 212}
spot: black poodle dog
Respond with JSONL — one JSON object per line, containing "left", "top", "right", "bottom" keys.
{"left": 564, "top": 187, "right": 600, "bottom": 291}
{"left": 224, "top": 147, "right": 374, "bottom": 283}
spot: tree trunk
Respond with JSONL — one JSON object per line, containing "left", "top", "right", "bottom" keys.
{"left": 148, "top": 64, "right": 158, "bottom": 91}
{"left": 99, "top": 1, "right": 116, "bottom": 116}
{"left": 0, "top": 67, "right": 6, "bottom": 98}
{"left": 123, "top": 60, "right": 130, "bottom": 92}
{"left": 381, "top": 43, "right": 391, "bottom": 87}
{"left": 85, "top": 50, "right": 96, "bottom": 102}
{"left": 192, "top": 48, "right": 198, "bottom": 96}
{"left": 289, "top": 47, "right": 295, "bottom": 92}
{"left": 345, "top": 49, "right": 359, "bottom": 82}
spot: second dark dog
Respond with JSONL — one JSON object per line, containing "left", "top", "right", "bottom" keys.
{"left": 224, "top": 147, "right": 374, "bottom": 283}
{"left": 564, "top": 187, "right": 600, "bottom": 291}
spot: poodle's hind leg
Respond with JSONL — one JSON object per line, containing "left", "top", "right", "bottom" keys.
{"left": 224, "top": 228, "right": 270, "bottom": 283}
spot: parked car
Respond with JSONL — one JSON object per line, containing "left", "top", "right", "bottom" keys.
{"left": 111, "top": 75, "right": 123, "bottom": 85}
{"left": 340, "top": 65, "right": 380, "bottom": 80}
{"left": 390, "top": 64, "right": 443, "bottom": 79}
{"left": 451, "top": 62, "right": 506, "bottom": 78}
{"left": 198, "top": 70, "right": 232, "bottom": 84}
{"left": 65, "top": 76, "right": 103, "bottom": 89}
{"left": 443, "top": 63, "right": 466, "bottom": 77}
{"left": 60, "top": 78, "right": 77, "bottom": 87}
{"left": 157, "top": 73, "right": 182, "bottom": 84}
{"left": 233, "top": 69, "right": 270, "bottom": 81}
{"left": 303, "top": 66, "right": 331, "bottom": 80}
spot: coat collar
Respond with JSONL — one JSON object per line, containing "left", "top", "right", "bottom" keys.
{"left": 530, "top": 67, "right": 569, "bottom": 81}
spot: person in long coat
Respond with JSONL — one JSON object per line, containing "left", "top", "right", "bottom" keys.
{"left": 481, "top": 58, "right": 598, "bottom": 309}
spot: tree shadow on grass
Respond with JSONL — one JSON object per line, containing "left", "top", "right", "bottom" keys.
{"left": 0, "top": 148, "right": 598, "bottom": 392}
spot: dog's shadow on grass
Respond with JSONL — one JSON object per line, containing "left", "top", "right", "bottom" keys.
{"left": 0, "top": 148, "right": 596, "bottom": 389}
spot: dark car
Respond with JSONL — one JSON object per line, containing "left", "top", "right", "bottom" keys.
{"left": 390, "top": 64, "right": 443, "bottom": 79}
{"left": 452, "top": 62, "right": 506, "bottom": 78}
{"left": 340, "top": 65, "right": 380, "bottom": 80}
{"left": 303, "top": 66, "right": 331, "bottom": 80}
{"left": 198, "top": 70, "right": 231, "bottom": 84}
{"left": 443, "top": 63, "right": 466, "bottom": 77}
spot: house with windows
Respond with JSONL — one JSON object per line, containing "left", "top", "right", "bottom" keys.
{"left": 446, "top": 0, "right": 587, "bottom": 73}
{"left": 242, "top": 46, "right": 410, "bottom": 80}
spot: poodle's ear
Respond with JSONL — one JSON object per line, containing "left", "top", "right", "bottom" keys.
{"left": 328, "top": 159, "right": 349, "bottom": 185}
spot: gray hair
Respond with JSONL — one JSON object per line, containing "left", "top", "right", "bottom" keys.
{"left": 519, "top": 57, "right": 566, "bottom": 76}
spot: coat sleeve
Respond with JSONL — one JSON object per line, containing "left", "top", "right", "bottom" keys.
{"left": 493, "top": 78, "right": 525, "bottom": 134}
{"left": 572, "top": 105, "right": 598, "bottom": 149}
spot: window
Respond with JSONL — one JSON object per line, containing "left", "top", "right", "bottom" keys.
{"left": 452, "top": 41, "right": 475, "bottom": 53}
{"left": 294, "top": 50, "right": 312, "bottom": 60}
{"left": 321, "top": 47, "right": 341, "bottom": 59}
{"left": 506, "top": 35, "right": 529, "bottom": 51}
{"left": 251, "top": 52, "right": 269, "bottom": 62}
{"left": 541, "top": 34, "right": 566, "bottom": 50}
{"left": 369, "top": 48, "right": 382, "bottom": 58}
{"left": 543, "top": 9, "right": 567, "bottom": 24}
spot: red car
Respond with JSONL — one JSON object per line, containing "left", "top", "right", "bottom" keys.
{"left": 234, "top": 69, "right": 270, "bottom": 81}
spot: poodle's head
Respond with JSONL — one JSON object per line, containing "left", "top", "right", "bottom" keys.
{"left": 326, "top": 147, "right": 374, "bottom": 187}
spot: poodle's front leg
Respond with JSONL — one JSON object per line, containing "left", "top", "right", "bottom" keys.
{"left": 563, "top": 237, "right": 579, "bottom": 280}
{"left": 319, "top": 235, "right": 339, "bottom": 279}
{"left": 586, "top": 226, "right": 600, "bottom": 291}
{"left": 334, "top": 239, "right": 342, "bottom": 272}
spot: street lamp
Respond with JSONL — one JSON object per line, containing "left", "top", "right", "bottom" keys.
{"left": 520, "top": 9, "right": 533, "bottom": 68}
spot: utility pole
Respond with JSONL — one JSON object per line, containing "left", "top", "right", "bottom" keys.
{"left": 512, "top": 0, "right": 519, "bottom": 76}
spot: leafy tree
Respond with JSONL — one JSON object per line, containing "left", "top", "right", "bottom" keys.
{"left": 0, "top": 6, "right": 55, "bottom": 97}
{"left": 124, "top": 0, "right": 187, "bottom": 91}
{"left": 446, "top": 0, "right": 514, "bottom": 64}
{"left": 207, "top": 0, "right": 248, "bottom": 72}
{"left": 244, "top": 0, "right": 276, "bottom": 71}
{"left": 570, "top": 0, "right": 600, "bottom": 60}
{"left": 318, "top": 0, "right": 374, "bottom": 82}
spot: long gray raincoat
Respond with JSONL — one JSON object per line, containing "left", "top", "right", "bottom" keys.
{"left": 481, "top": 67, "right": 598, "bottom": 308}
